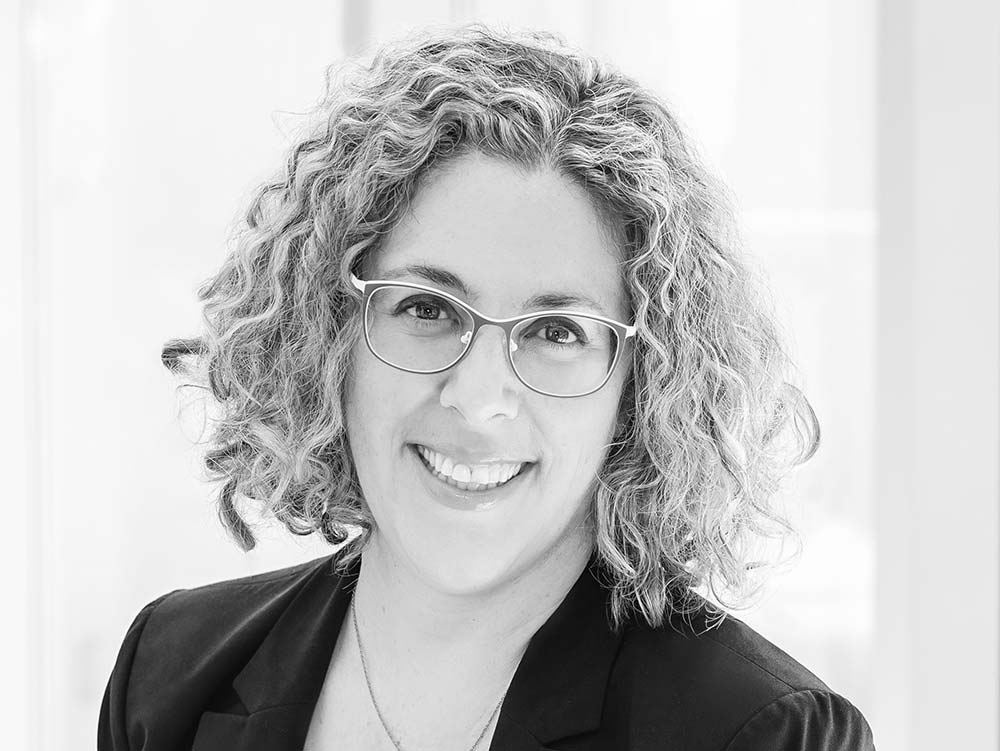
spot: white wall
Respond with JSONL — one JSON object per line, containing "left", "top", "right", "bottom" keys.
{"left": 6, "top": 1, "right": 996, "bottom": 749}
{"left": 4, "top": 3, "right": 34, "bottom": 749}
{"left": 874, "top": 0, "right": 999, "bottom": 749}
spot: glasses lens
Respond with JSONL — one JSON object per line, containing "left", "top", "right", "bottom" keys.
{"left": 511, "top": 315, "right": 619, "bottom": 396}
{"left": 365, "top": 286, "right": 474, "bottom": 372}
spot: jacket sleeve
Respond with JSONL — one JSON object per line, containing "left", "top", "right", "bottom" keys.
{"left": 723, "top": 690, "right": 876, "bottom": 751}
{"left": 97, "top": 593, "right": 177, "bottom": 751}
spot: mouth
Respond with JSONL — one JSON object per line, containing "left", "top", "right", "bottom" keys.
{"left": 410, "top": 444, "right": 533, "bottom": 492}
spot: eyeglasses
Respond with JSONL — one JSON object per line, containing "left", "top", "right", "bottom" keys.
{"left": 350, "top": 274, "right": 636, "bottom": 398}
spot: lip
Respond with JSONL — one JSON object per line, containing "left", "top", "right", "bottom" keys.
{"left": 407, "top": 444, "right": 534, "bottom": 512}
{"left": 410, "top": 440, "right": 537, "bottom": 466}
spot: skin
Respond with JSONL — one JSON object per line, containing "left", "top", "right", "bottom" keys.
{"left": 318, "top": 152, "right": 630, "bottom": 750}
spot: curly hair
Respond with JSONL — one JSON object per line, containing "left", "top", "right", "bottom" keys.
{"left": 164, "top": 23, "right": 819, "bottom": 629}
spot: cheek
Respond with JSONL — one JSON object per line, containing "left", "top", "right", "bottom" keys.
{"left": 345, "top": 346, "right": 397, "bottom": 473}
{"left": 345, "top": 344, "right": 434, "bottom": 480}
{"left": 542, "top": 395, "right": 621, "bottom": 492}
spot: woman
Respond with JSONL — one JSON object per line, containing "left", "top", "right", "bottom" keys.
{"left": 99, "top": 25, "right": 875, "bottom": 751}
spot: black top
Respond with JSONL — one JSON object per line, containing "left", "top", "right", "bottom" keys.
{"left": 98, "top": 553, "right": 876, "bottom": 750}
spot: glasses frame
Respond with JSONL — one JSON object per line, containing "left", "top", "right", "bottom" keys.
{"left": 350, "top": 273, "right": 637, "bottom": 398}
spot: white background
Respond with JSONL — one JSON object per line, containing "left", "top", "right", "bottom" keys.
{"left": 3, "top": 1, "right": 997, "bottom": 749}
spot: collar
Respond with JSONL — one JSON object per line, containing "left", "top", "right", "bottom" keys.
{"left": 498, "top": 557, "right": 625, "bottom": 744}
{"left": 193, "top": 556, "right": 356, "bottom": 750}
{"left": 198, "top": 554, "right": 624, "bottom": 750}
{"left": 230, "top": 555, "right": 357, "bottom": 713}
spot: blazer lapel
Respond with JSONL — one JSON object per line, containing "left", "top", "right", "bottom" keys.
{"left": 489, "top": 714, "right": 564, "bottom": 751}
{"left": 493, "top": 559, "right": 625, "bottom": 748}
{"left": 192, "top": 556, "right": 360, "bottom": 751}
{"left": 192, "top": 706, "right": 318, "bottom": 751}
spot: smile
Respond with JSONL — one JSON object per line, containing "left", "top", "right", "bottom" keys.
{"left": 413, "top": 444, "right": 529, "bottom": 492}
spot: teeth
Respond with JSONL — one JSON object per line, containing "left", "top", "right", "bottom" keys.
{"left": 415, "top": 445, "right": 526, "bottom": 491}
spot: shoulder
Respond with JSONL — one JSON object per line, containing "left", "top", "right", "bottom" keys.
{"left": 144, "top": 554, "right": 339, "bottom": 632}
{"left": 98, "top": 554, "right": 346, "bottom": 749}
{"left": 607, "top": 609, "right": 875, "bottom": 750}
{"left": 106, "top": 554, "right": 343, "bottom": 666}
{"left": 127, "top": 554, "right": 343, "bottom": 670}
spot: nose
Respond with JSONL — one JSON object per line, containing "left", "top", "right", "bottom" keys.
{"left": 438, "top": 324, "right": 520, "bottom": 423}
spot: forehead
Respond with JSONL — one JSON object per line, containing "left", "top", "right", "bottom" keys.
{"left": 373, "top": 153, "right": 627, "bottom": 318}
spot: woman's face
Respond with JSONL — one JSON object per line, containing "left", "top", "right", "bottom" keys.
{"left": 345, "top": 152, "right": 630, "bottom": 595}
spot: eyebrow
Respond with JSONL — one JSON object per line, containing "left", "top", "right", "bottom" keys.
{"left": 377, "top": 263, "right": 612, "bottom": 316}
{"left": 525, "top": 291, "right": 609, "bottom": 315}
{"left": 379, "top": 264, "right": 475, "bottom": 298}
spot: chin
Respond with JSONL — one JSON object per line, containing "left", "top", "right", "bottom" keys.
{"left": 404, "top": 534, "right": 526, "bottom": 596}
{"left": 397, "top": 515, "right": 592, "bottom": 599}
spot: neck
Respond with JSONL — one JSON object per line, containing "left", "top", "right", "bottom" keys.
{"left": 352, "top": 536, "right": 593, "bottom": 677}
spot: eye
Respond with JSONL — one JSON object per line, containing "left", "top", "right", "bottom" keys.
{"left": 539, "top": 323, "right": 578, "bottom": 344}
{"left": 523, "top": 317, "right": 588, "bottom": 346}
{"left": 399, "top": 295, "right": 456, "bottom": 321}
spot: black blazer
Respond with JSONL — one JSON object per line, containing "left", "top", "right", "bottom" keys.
{"left": 98, "top": 554, "right": 875, "bottom": 750}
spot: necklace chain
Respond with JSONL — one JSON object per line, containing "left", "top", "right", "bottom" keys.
{"left": 351, "top": 599, "right": 507, "bottom": 751}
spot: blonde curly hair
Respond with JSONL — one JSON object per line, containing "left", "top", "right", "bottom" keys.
{"left": 164, "top": 24, "right": 819, "bottom": 629}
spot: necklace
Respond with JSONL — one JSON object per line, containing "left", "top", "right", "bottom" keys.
{"left": 350, "top": 599, "right": 507, "bottom": 751}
